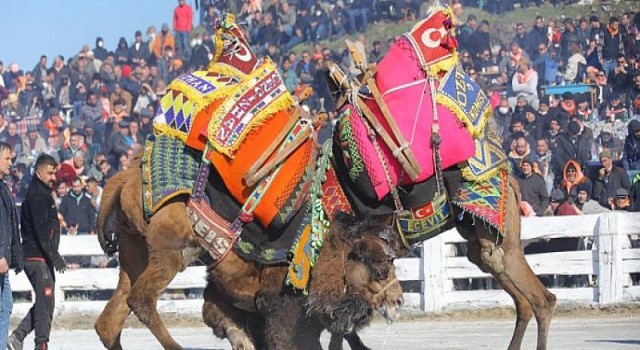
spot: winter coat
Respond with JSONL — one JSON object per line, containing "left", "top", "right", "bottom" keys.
{"left": 592, "top": 166, "right": 632, "bottom": 208}
{"left": 518, "top": 173, "right": 549, "bottom": 216}
{"left": 622, "top": 120, "right": 640, "bottom": 171}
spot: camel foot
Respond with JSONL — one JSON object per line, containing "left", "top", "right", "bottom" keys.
{"left": 228, "top": 327, "right": 256, "bottom": 350}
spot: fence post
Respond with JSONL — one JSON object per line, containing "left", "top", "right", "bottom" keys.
{"left": 421, "top": 234, "right": 445, "bottom": 312}
{"left": 597, "top": 213, "right": 624, "bottom": 304}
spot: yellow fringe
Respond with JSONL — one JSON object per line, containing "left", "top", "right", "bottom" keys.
{"left": 168, "top": 71, "right": 236, "bottom": 110}
{"left": 461, "top": 163, "right": 506, "bottom": 182}
{"left": 151, "top": 189, "right": 192, "bottom": 214}
{"left": 153, "top": 123, "right": 189, "bottom": 142}
{"left": 426, "top": 52, "right": 458, "bottom": 76}
{"left": 435, "top": 84, "right": 491, "bottom": 139}
{"left": 208, "top": 63, "right": 249, "bottom": 81}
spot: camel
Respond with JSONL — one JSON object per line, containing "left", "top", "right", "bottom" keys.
{"left": 198, "top": 167, "right": 556, "bottom": 350}
{"left": 94, "top": 157, "right": 404, "bottom": 350}
{"left": 203, "top": 212, "right": 404, "bottom": 350}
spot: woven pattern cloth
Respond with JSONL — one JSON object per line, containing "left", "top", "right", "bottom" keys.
{"left": 452, "top": 168, "right": 509, "bottom": 236}
{"left": 287, "top": 140, "right": 353, "bottom": 291}
{"left": 141, "top": 134, "right": 201, "bottom": 219}
{"left": 461, "top": 128, "right": 509, "bottom": 182}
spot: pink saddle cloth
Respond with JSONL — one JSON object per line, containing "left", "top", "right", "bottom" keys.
{"left": 350, "top": 37, "right": 475, "bottom": 200}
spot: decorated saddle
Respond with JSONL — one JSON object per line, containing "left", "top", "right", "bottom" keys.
{"left": 151, "top": 15, "right": 315, "bottom": 230}
{"left": 333, "top": 8, "right": 494, "bottom": 203}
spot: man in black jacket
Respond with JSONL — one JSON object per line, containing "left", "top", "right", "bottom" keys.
{"left": 8, "top": 154, "right": 66, "bottom": 350}
{"left": 59, "top": 177, "right": 96, "bottom": 235}
{"left": 0, "top": 141, "right": 23, "bottom": 350}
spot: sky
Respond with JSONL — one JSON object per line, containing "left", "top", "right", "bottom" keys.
{"left": 0, "top": 0, "right": 199, "bottom": 70}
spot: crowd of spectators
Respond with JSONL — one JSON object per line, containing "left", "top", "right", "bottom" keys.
{"left": 453, "top": 5, "right": 640, "bottom": 217}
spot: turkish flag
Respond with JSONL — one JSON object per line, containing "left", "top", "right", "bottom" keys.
{"left": 412, "top": 202, "right": 435, "bottom": 220}
{"left": 404, "top": 9, "right": 455, "bottom": 67}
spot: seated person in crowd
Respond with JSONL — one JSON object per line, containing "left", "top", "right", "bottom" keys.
{"left": 554, "top": 120, "right": 591, "bottom": 168}
{"left": 542, "top": 116, "right": 562, "bottom": 153}
{"left": 622, "top": 120, "right": 640, "bottom": 172}
{"left": 535, "top": 137, "right": 560, "bottom": 195}
{"left": 508, "top": 134, "right": 538, "bottom": 178}
{"left": 517, "top": 157, "right": 549, "bottom": 217}
{"left": 523, "top": 105, "right": 543, "bottom": 141}
{"left": 560, "top": 159, "right": 591, "bottom": 204}
{"left": 592, "top": 150, "right": 632, "bottom": 208}
{"left": 600, "top": 94, "right": 628, "bottom": 122}
{"left": 509, "top": 59, "right": 539, "bottom": 110}
{"left": 575, "top": 96, "right": 595, "bottom": 122}
{"left": 575, "top": 182, "right": 610, "bottom": 215}
{"left": 594, "top": 123, "right": 623, "bottom": 162}
{"left": 549, "top": 188, "right": 579, "bottom": 216}
{"left": 611, "top": 188, "right": 633, "bottom": 212}
{"left": 627, "top": 73, "right": 640, "bottom": 119}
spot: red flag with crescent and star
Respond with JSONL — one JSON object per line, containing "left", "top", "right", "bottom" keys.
{"left": 403, "top": 8, "right": 457, "bottom": 67}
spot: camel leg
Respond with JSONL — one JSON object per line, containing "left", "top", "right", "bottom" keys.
{"left": 126, "top": 202, "right": 197, "bottom": 350}
{"left": 96, "top": 222, "right": 149, "bottom": 349}
{"left": 468, "top": 179, "right": 556, "bottom": 350}
{"left": 95, "top": 270, "right": 132, "bottom": 350}
{"left": 467, "top": 237, "right": 534, "bottom": 350}
{"left": 202, "top": 281, "right": 257, "bottom": 350}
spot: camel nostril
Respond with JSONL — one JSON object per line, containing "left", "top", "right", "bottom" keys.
{"left": 397, "top": 298, "right": 404, "bottom": 308}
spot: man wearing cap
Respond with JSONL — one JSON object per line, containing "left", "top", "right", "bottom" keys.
{"left": 575, "top": 182, "right": 610, "bottom": 214}
{"left": 83, "top": 120, "right": 104, "bottom": 155}
{"left": 2, "top": 93, "right": 25, "bottom": 122}
{"left": 623, "top": 120, "right": 640, "bottom": 172}
{"left": 549, "top": 188, "right": 579, "bottom": 216}
{"left": 517, "top": 156, "right": 549, "bottom": 216}
{"left": 16, "top": 126, "right": 46, "bottom": 167}
{"left": 108, "top": 118, "right": 131, "bottom": 164}
{"left": 611, "top": 188, "right": 632, "bottom": 211}
{"left": 592, "top": 150, "right": 631, "bottom": 208}
{"left": 595, "top": 123, "right": 623, "bottom": 161}
{"left": 130, "top": 30, "right": 151, "bottom": 66}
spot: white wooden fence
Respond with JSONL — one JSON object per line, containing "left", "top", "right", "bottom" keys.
{"left": 8, "top": 212, "right": 640, "bottom": 316}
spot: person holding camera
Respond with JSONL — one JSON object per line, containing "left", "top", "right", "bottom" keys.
{"left": 8, "top": 154, "right": 66, "bottom": 350}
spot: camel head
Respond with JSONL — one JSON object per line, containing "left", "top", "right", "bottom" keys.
{"left": 307, "top": 212, "right": 404, "bottom": 334}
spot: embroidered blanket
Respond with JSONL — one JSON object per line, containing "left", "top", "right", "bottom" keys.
{"left": 206, "top": 58, "right": 295, "bottom": 157}
{"left": 452, "top": 168, "right": 509, "bottom": 236}
{"left": 287, "top": 140, "right": 352, "bottom": 290}
{"left": 209, "top": 112, "right": 316, "bottom": 229}
{"left": 141, "top": 135, "right": 201, "bottom": 219}
{"left": 153, "top": 71, "right": 238, "bottom": 146}
{"left": 337, "top": 32, "right": 478, "bottom": 201}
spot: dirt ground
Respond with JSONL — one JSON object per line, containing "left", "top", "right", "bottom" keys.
{"left": 33, "top": 303, "right": 640, "bottom": 330}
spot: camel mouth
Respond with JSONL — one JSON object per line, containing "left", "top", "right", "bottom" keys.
{"left": 378, "top": 300, "right": 402, "bottom": 325}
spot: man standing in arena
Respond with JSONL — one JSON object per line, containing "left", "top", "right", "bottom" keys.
{"left": 8, "top": 154, "right": 66, "bottom": 350}
{"left": 0, "top": 141, "right": 23, "bottom": 349}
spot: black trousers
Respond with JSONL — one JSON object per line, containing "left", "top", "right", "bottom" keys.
{"left": 13, "top": 260, "right": 55, "bottom": 348}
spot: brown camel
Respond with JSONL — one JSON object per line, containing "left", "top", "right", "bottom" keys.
{"left": 94, "top": 159, "right": 403, "bottom": 350}
{"left": 198, "top": 169, "right": 556, "bottom": 350}
{"left": 203, "top": 212, "right": 404, "bottom": 350}
{"left": 95, "top": 152, "right": 555, "bottom": 350}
